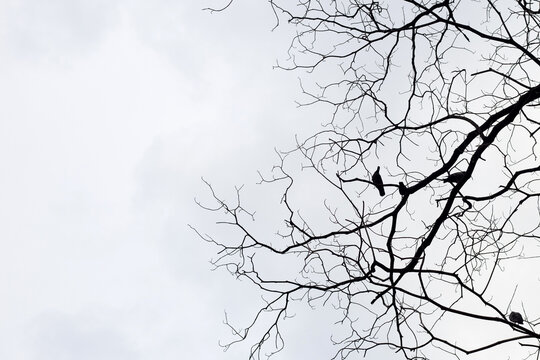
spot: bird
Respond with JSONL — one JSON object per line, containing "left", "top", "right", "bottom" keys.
{"left": 442, "top": 171, "right": 468, "bottom": 183}
{"left": 372, "top": 166, "right": 385, "bottom": 196}
{"left": 398, "top": 182, "right": 407, "bottom": 195}
{"left": 509, "top": 311, "right": 524, "bottom": 324}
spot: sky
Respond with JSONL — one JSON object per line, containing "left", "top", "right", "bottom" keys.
{"left": 1, "top": 1, "right": 538, "bottom": 360}
{"left": 0, "top": 0, "right": 325, "bottom": 358}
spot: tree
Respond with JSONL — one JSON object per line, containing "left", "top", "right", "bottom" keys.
{"left": 195, "top": 1, "right": 540, "bottom": 359}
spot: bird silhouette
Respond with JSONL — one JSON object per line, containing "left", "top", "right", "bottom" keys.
{"left": 372, "top": 166, "right": 385, "bottom": 196}
{"left": 398, "top": 182, "right": 407, "bottom": 195}
{"left": 509, "top": 311, "right": 524, "bottom": 324}
{"left": 442, "top": 171, "right": 467, "bottom": 183}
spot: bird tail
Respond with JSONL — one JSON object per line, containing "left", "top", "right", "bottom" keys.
{"left": 379, "top": 187, "right": 385, "bottom": 196}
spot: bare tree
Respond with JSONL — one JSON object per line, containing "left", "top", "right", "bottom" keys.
{"left": 195, "top": 1, "right": 540, "bottom": 359}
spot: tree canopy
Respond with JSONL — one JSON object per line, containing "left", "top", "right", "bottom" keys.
{"left": 196, "top": 1, "right": 540, "bottom": 359}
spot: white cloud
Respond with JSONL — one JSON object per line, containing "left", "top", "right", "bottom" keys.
{"left": 28, "top": 311, "right": 138, "bottom": 360}
{"left": 0, "top": 0, "right": 119, "bottom": 64}
{"left": 0, "top": 0, "right": 317, "bottom": 359}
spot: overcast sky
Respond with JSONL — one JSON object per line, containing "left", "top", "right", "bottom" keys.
{"left": 3, "top": 1, "right": 537, "bottom": 359}
{"left": 0, "top": 0, "right": 327, "bottom": 358}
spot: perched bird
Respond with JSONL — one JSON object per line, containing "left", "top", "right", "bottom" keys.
{"left": 509, "top": 311, "right": 524, "bottom": 324}
{"left": 398, "top": 182, "right": 407, "bottom": 196}
{"left": 372, "top": 166, "right": 385, "bottom": 196}
{"left": 442, "top": 171, "right": 468, "bottom": 184}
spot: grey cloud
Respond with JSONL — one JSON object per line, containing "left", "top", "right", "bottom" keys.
{"left": 28, "top": 311, "right": 138, "bottom": 360}
{"left": 1, "top": 0, "right": 119, "bottom": 61}
{"left": 0, "top": 0, "right": 342, "bottom": 359}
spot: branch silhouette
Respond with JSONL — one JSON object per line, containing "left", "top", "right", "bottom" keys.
{"left": 196, "top": 1, "right": 540, "bottom": 359}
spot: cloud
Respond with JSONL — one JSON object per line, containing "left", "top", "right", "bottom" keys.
{"left": 0, "top": 0, "right": 119, "bottom": 62}
{"left": 28, "top": 311, "right": 139, "bottom": 360}
{"left": 0, "top": 1, "right": 330, "bottom": 359}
